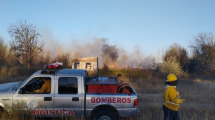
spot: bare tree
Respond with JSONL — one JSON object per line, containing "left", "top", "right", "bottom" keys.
{"left": 0, "top": 37, "right": 8, "bottom": 65}
{"left": 72, "top": 48, "right": 83, "bottom": 60}
{"left": 190, "top": 32, "right": 215, "bottom": 73}
{"left": 8, "top": 20, "right": 44, "bottom": 69}
{"left": 122, "top": 54, "right": 128, "bottom": 68}
{"left": 55, "top": 47, "right": 70, "bottom": 68}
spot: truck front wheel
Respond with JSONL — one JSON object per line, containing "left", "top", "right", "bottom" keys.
{"left": 94, "top": 109, "right": 117, "bottom": 120}
{"left": 0, "top": 107, "right": 7, "bottom": 118}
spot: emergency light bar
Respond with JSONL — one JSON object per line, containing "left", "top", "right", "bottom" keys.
{"left": 41, "top": 62, "right": 63, "bottom": 74}
{"left": 46, "top": 63, "right": 60, "bottom": 69}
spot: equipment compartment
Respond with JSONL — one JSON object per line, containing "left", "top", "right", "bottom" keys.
{"left": 87, "top": 77, "right": 119, "bottom": 93}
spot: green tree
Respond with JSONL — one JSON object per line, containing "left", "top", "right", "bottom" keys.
{"left": 159, "top": 58, "right": 184, "bottom": 76}
{"left": 163, "top": 43, "right": 189, "bottom": 72}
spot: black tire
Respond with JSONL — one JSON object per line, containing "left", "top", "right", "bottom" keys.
{"left": 94, "top": 109, "right": 117, "bottom": 120}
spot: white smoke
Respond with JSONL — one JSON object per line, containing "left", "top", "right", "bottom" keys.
{"left": 41, "top": 29, "right": 156, "bottom": 68}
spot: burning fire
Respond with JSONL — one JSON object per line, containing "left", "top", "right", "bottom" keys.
{"left": 111, "top": 64, "right": 115, "bottom": 68}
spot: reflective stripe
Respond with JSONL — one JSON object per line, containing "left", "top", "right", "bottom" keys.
{"left": 165, "top": 85, "right": 176, "bottom": 88}
{"left": 165, "top": 101, "right": 179, "bottom": 106}
{"left": 177, "top": 99, "right": 179, "bottom": 103}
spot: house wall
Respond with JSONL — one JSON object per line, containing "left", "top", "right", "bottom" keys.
{"left": 72, "top": 57, "right": 98, "bottom": 74}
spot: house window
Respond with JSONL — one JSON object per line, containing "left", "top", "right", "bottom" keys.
{"left": 86, "top": 63, "right": 91, "bottom": 69}
{"left": 74, "top": 62, "right": 80, "bottom": 69}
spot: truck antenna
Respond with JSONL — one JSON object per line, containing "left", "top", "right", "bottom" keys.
{"left": 52, "top": 32, "right": 63, "bottom": 63}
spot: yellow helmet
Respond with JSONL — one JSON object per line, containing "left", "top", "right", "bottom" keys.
{"left": 166, "top": 74, "right": 177, "bottom": 82}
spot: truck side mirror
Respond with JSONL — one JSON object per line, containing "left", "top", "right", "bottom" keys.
{"left": 117, "top": 74, "right": 121, "bottom": 77}
{"left": 19, "top": 87, "right": 26, "bottom": 94}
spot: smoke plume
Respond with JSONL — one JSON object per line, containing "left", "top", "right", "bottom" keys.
{"left": 41, "top": 29, "right": 157, "bottom": 68}
{"left": 102, "top": 44, "right": 118, "bottom": 61}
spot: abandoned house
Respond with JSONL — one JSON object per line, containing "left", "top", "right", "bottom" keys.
{"left": 71, "top": 57, "right": 98, "bottom": 74}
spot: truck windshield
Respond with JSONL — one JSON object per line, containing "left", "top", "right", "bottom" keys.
{"left": 13, "top": 82, "right": 23, "bottom": 90}
{"left": 15, "top": 76, "right": 31, "bottom": 91}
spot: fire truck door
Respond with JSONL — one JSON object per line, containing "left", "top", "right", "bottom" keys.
{"left": 54, "top": 76, "right": 84, "bottom": 117}
{"left": 13, "top": 76, "right": 54, "bottom": 116}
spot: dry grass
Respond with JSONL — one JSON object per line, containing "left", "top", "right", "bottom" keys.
{"left": 0, "top": 68, "right": 214, "bottom": 120}
{"left": 129, "top": 73, "right": 215, "bottom": 120}
{"left": 98, "top": 69, "right": 215, "bottom": 120}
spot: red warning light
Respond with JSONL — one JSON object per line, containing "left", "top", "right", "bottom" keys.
{"left": 134, "top": 99, "right": 138, "bottom": 108}
{"left": 46, "top": 63, "right": 60, "bottom": 69}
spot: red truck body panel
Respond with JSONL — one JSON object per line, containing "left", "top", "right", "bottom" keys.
{"left": 88, "top": 84, "right": 117, "bottom": 93}
{"left": 87, "top": 77, "right": 118, "bottom": 93}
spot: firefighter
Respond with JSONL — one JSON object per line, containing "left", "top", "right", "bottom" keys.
{"left": 33, "top": 77, "right": 51, "bottom": 93}
{"left": 163, "top": 74, "right": 185, "bottom": 120}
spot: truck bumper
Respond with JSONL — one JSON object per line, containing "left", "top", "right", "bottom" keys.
{"left": 137, "top": 108, "right": 140, "bottom": 117}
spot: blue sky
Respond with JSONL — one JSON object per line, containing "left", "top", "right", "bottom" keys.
{"left": 1, "top": 0, "right": 215, "bottom": 58}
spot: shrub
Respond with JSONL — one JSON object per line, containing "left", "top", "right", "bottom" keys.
{"left": 163, "top": 43, "right": 189, "bottom": 72}
{"left": 159, "top": 58, "right": 184, "bottom": 76}
{"left": 0, "top": 66, "right": 8, "bottom": 77}
{"left": 8, "top": 66, "right": 18, "bottom": 76}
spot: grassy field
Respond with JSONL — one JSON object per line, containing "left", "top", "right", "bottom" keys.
{"left": 99, "top": 69, "right": 215, "bottom": 120}
{"left": 0, "top": 68, "right": 214, "bottom": 120}
{"left": 135, "top": 77, "right": 215, "bottom": 120}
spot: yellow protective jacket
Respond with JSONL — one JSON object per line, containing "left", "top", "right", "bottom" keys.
{"left": 163, "top": 86, "right": 183, "bottom": 111}
{"left": 34, "top": 80, "right": 51, "bottom": 93}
